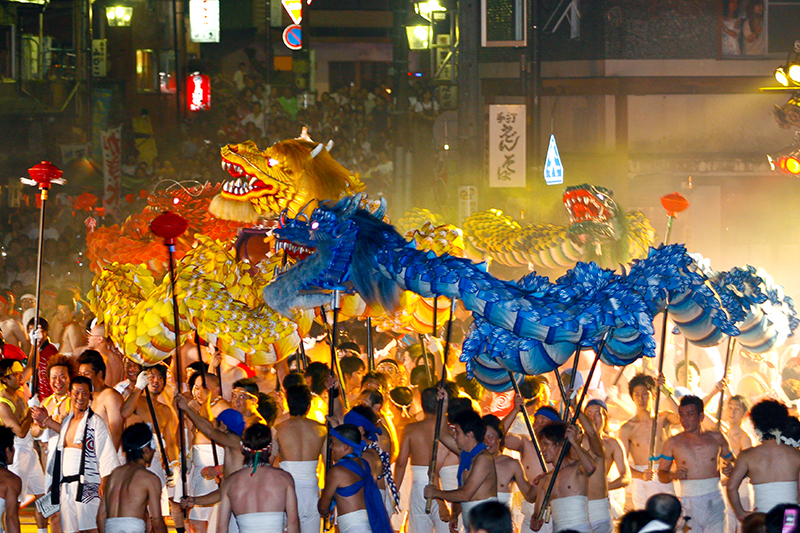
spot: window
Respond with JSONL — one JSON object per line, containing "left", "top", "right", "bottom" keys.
{"left": 136, "top": 49, "right": 157, "bottom": 92}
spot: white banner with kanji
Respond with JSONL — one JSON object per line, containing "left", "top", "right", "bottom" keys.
{"left": 101, "top": 126, "right": 122, "bottom": 217}
{"left": 488, "top": 104, "right": 526, "bottom": 188}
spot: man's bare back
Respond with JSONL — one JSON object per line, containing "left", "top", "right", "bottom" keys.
{"left": 275, "top": 416, "right": 326, "bottom": 462}
{"left": 100, "top": 463, "right": 164, "bottom": 525}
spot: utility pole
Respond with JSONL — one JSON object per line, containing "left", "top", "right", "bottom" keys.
{"left": 392, "top": 0, "right": 410, "bottom": 216}
{"left": 457, "top": 0, "right": 481, "bottom": 202}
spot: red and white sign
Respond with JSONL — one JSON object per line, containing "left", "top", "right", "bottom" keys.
{"left": 187, "top": 73, "right": 211, "bottom": 112}
{"left": 101, "top": 126, "right": 122, "bottom": 218}
{"left": 283, "top": 24, "right": 302, "bottom": 50}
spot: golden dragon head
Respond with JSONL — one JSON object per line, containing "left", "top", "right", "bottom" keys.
{"left": 208, "top": 137, "right": 365, "bottom": 223}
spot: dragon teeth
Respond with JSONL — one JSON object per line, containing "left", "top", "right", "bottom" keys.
{"left": 235, "top": 178, "right": 242, "bottom": 188}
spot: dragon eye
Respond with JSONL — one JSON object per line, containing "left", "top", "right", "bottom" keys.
{"left": 596, "top": 194, "right": 605, "bottom": 200}
{"left": 268, "top": 158, "right": 278, "bottom": 167}
{"left": 311, "top": 221, "right": 319, "bottom": 230}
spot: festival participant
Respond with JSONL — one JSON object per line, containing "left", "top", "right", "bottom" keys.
{"left": 32, "top": 354, "right": 74, "bottom": 468}
{"left": 619, "top": 373, "right": 679, "bottom": 509}
{"left": 423, "top": 392, "right": 498, "bottom": 532}
{"left": 658, "top": 395, "right": 734, "bottom": 533}
{"left": 97, "top": 423, "right": 166, "bottom": 533}
{"left": 584, "top": 398, "right": 630, "bottom": 521}
{"left": 230, "top": 378, "right": 267, "bottom": 429}
{"left": 112, "top": 357, "right": 141, "bottom": 400}
{"left": 119, "top": 365, "right": 181, "bottom": 529}
{"left": 23, "top": 317, "right": 57, "bottom": 401}
{"left": 0, "top": 295, "right": 28, "bottom": 353}
{"left": 467, "top": 500, "right": 513, "bottom": 533}
{"left": 304, "top": 362, "right": 331, "bottom": 424}
{"left": 0, "top": 425, "right": 21, "bottom": 533}
{"left": 274, "top": 385, "right": 326, "bottom": 533}
{"left": 482, "top": 415, "right": 532, "bottom": 513}
{"left": 354, "top": 388, "right": 396, "bottom": 461}
{"left": 50, "top": 293, "right": 85, "bottom": 358}
{"left": 573, "top": 406, "right": 615, "bottom": 533}
{"left": 76, "top": 351, "right": 124, "bottom": 450}
{"left": 217, "top": 423, "right": 300, "bottom": 533}
{"left": 727, "top": 400, "right": 800, "bottom": 522}
{"left": 394, "top": 387, "right": 451, "bottom": 533}
{"left": 0, "top": 359, "right": 48, "bottom": 532}
{"left": 504, "top": 378, "right": 548, "bottom": 436}
{"left": 75, "top": 323, "right": 122, "bottom": 387}
{"left": 46, "top": 376, "right": 120, "bottom": 533}
{"left": 318, "top": 423, "right": 392, "bottom": 533}
{"left": 530, "top": 422, "right": 596, "bottom": 533}
{"left": 645, "top": 493, "right": 682, "bottom": 533}
{"left": 725, "top": 395, "right": 755, "bottom": 533}
{"left": 341, "top": 356, "right": 367, "bottom": 406}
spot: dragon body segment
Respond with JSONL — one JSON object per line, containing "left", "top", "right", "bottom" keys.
{"left": 263, "top": 195, "right": 739, "bottom": 391}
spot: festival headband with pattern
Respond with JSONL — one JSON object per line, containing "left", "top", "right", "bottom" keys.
{"left": 329, "top": 426, "right": 365, "bottom": 456}
{"left": 241, "top": 442, "right": 272, "bottom": 476}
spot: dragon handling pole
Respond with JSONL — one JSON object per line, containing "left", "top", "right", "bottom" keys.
{"left": 716, "top": 338, "right": 736, "bottom": 431}
{"left": 323, "top": 289, "right": 341, "bottom": 531}
{"left": 508, "top": 370, "right": 547, "bottom": 472}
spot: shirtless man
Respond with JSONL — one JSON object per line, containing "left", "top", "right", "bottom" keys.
{"left": 97, "top": 423, "right": 166, "bottom": 533}
{"left": 50, "top": 294, "right": 85, "bottom": 358}
{"left": 584, "top": 399, "right": 630, "bottom": 521}
{"left": 76, "top": 350, "right": 124, "bottom": 450}
{"left": 24, "top": 318, "right": 58, "bottom": 401}
{"left": 482, "top": 415, "right": 532, "bottom": 513}
{"left": 0, "top": 359, "right": 47, "bottom": 530}
{"left": 658, "top": 395, "right": 734, "bottom": 533}
{"left": 218, "top": 423, "right": 300, "bottom": 533}
{"left": 394, "top": 387, "right": 452, "bottom": 533}
{"left": 0, "top": 426, "right": 21, "bottom": 533}
{"left": 724, "top": 395, "right": 755, "bottom": 533}
{"left": 275, "top": 385, "right": 327, "bottom": 533}
{"left": 530, "top": 422, "right": 596, "bottom": 533}
{"left": 32, "top": 354, "right": 74, "bottom": 466}
{"left": 231, "top": 379, "right": 267, "bottom": 429}
{"left": 0, "top": 295, "right": 28, "bottom": 353}
{"left": 319, "top": 423, "right": 392, "bottom": 533}
{"left": 75, "top": 323, "right": 122, "bottom": 387}
{"left": 185, "top": 373, "right": 230, "bottom": 533}
{"left": 619, "top": 373, "right": 679, "bottom": 509}
{"left": 112, "top": 357, "right": 140, "bottom": 400}
{"left": 424, "top": 395, "right": 498, "bottom": 532}
{"left": 120, "top": 365, "right": 181, "bottom": 528}
{"left": 727, "top": 400, "right": 800, "bottom": 522}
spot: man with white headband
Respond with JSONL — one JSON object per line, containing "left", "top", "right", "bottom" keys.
{"left": 658, "top": 395, "right": 734, "bottom": 533}
{"left": 97, "top": 422, "right": 165, "bottom": 533}
{"left": 727, "top": 399, "right": 800, "bottom": 523}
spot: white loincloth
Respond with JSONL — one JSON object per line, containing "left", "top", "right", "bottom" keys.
{"left": 60, "top": 448, "right": 101, "bottom": 533}
{"left": 235, "top": 511, "right": 286, "bottom": 533}
{"left": 408, "top": 465, "right": 449, "bottom": 533}
{"left": 281, "top": 461, "right": 320, "bottom": 533}
{"left": 461, "top": 497, "right": 499, "bottom": 531}
{"left": 10, "top": 432, "right": 45, "bottom": 498}
{"left": 752, "top": 481, "right": 799, "bottom": 514}
{"left": 439, "top": 465, "right": 458, "bottom": 491}
{"left": 0, "top": 498, "right": 5, "bottom": 533}
{"left": 588, "top": 497, "right": 612, "bottom": 533}
{"left": 631, "top": 465, "right": 674, "bottom": 510}
{"left": 609, "top": 487, "right": 625, "bottom": 519}
{"left": 680, "top": 479, "right": 726, "bottom": 533}
{"left": 550, "top": 495, "right": 591, "bottom": 533}
{"left": 189, "top": 444, "right": 224, "bottom": 522}
{"left": 147, "top": 442, "right": 183, "bottom": 515}
{"left": 498, "top": 492, "right": 512, "bottom": 506}
{"left": 104, "top": 517, "right": 147, "bottom": 533}
{"left": 727, "top": 482, "right": 753, "bottom": 533}
{"left": 337, "top": 509, "right": 371, "bottom": 533}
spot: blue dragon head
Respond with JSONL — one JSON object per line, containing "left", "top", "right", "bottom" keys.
{"left": 265, "top": 194, "right": 405, "bottom": 316}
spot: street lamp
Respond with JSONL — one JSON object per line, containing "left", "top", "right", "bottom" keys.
{"left": 414, "top": 0, "right": 447, "bottom": 21}
{"left": 106, "top": 5, "right": 133, "bottom": 27}
{"left": 406, "top": 12, "right": 431, "bottom": 50}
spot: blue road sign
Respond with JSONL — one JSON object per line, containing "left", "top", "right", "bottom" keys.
{"left": 544, "top": 134, "right": 564, "bottom": 185}
{"left": 283, "top": 25, "right": 302, "bottom": 50}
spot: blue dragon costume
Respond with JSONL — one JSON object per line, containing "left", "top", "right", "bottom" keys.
{"left": 264, "top": 194, "right": 798, "bottom": 391}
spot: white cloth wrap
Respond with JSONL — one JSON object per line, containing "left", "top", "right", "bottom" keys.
{"left": 498, "top": 492, "right": 512, "bottom": 506}
{"left": 520, "top": 500, "right": 552, "bottom": 533}
{"left": 680, "top": 477, "right": 720, "bottom": 497}
{"left": 10, "top": 431, "right": 45, "bottom": 498}
{"left": 408, "top": 465, "right": 448, "bottom": 533}
{"left": 281, "top": 461, "right": 320, "bottom": 533}
{"left": 588, "top": 498, "right": 612, "bottom": 533}
{"left": 753, "top": 481, "right": 799, "bottom": 514}
{"left": 61, "top": 448, "right": 101, "bottom": 533}
{"left": 461, "top": 497, "right": 499, "bottom": 531}
{"left": 188, "top": 443, "right": 224, "bottom": 522}
{"left": 439, "top": 465, "right": 458, "bottom": 491}
{"left": 235, "top": 511, "right": 286, "bottom": 533}
{"left": 337, "top": 509, "right": 371, "bottom": 533}
{"left": 551, "top": 495, "right": 591, "bottom": 533}
{"left": 0, "top": 498, "right": 5, "bottom": 533}
{"left": 727, "top": 482, "right": 753, "bottom": 533}
{"left": 680, "top": 480, "right": 726, "bottom": 533}
{"left": 104, "top": 517, "right": 147, "bottom": 533}
{"left": 631, "top": 465, "right": 674, "bottom": 510}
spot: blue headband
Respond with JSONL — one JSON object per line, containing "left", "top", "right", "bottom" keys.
{"left": 330, "top": 427, "right": 365, "bottom": 456}
{"left": 535, "top": 408, "right": 560, "bottom": 422}
{"left": 586, "top": 399, "right": 608, "bottom": 411}
{"left": 344, "top": 411, "right": 382, "bottom": 442}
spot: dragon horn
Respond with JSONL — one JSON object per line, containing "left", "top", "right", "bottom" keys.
{"left": 298, "top": 199, "right": 314, "bottom": 218}
{"left": 325, "top": 140, "right": 334, "bottom": 152}
{"left": 373, "top": 197, "right": 387, "bottom": 220}
{"left": 310, "top": 143, "right": 324, "bottom": 158}
{"left": 342, "top": 194, "right": 362, "bottom": 218}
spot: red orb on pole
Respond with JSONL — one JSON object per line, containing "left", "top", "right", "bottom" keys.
{"left": 150, "top": 211, "right": 188, "bottom": 245}
{"left": 27, "top": 161, "right": 63, "bottom": 190}
{"left": 660, "top": 192, "right": 690, "bottom": 217}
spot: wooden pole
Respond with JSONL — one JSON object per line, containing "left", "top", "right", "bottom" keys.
{"left": 141, "top": 365, "right": 170, "bottom": 475}
{"left": 366, "top": 317, "right": 375, "bottom": 371}
{"left": 647, "top": 310, "right": 670, "bottom": 473}
{"left": 425, "top": 298, "right": 457, "bottom": 514}
{"left": 195, "top": 331, "right": 220, "bottom": 477}
{"left": 716, "top": 337, "right": 736, "bottom": 431}
{"left": 508, "top": 370, "right": 547, "bottom": 472}
{"left": 323, "top": 290, "right": 341, "bottom": 532}
{"left": 536, "top": 330, "right": 613, "bottom": 520}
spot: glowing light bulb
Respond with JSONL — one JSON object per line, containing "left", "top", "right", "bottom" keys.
{"left": 789, "top": 64, "right": 800, "bottom": 83}
{"left": 776, "top": 67, "right": 789, "bottom": 86}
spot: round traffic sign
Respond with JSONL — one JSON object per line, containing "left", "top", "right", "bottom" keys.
{"left": 283, "top": 25, "right": 302, "bottom": 50}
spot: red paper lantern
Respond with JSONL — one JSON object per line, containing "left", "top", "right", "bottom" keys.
{"left": 660, "top": 192, "right": 690, "bottom": 217}
{"left": 187, "top": 73, "right": 211, "bottom": 112}
{"left": 126, "top": 194, "right": 136, "bottom": 203}
{"left": 150, "top": 211, "right": 188, "bottom": 244}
